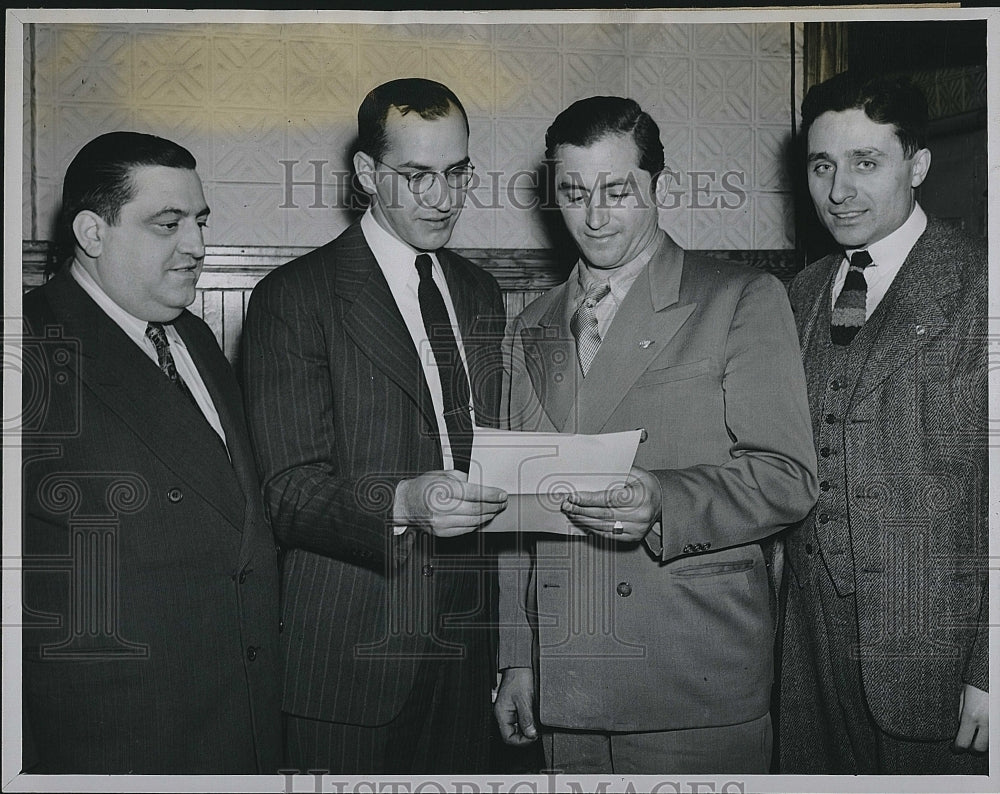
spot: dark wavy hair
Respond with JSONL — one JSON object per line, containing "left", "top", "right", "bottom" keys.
{"left": 801, "top": 72, "right": 929, "bottom": 158}
{"left": 51, "top": 131, "right": 196, "bottom": 272}
{"left": 544, "top": 96, "right": 665, "bottom": 177}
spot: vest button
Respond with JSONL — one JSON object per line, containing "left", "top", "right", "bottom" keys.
{"left": 167, "top": 488, "right": 183, "bottom": 503}
{"left": 818, "top": 513, "right": 830, "bottom": 524}
{"left": 616, "top": 582, "right": 632, "bottom": 597}
{"left": 825, "top": 414, "right": 837, "bottom": 424}
{"left": 820, "top": 447, "right": 831, "bottom": 458}
{"left": 246, "top": 646, "right": 257, "bottom": 662}
{"left": 819, "top": 480, "right": 830, "bottom": 492}
{"left": 830, "top": 379, "right": 842, "bottom": 391}
{"left": 805, "top": 543, "right": 814, "bottom": 555}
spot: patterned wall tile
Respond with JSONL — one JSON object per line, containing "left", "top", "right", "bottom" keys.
{"left": 212, "top": 36, "right": 284, "bottom": 109}
{"left": 133, "top": 107, "right": 213, "bottom": 172}
{"left": 494, "top": 25, "right": 560, "bottom": 49}
{"left": 287, "top": 39, "right": 357, "bottom": 112}
{"left": 693, "top": 24, "right": 753, "bottom": 56}
{"left": 35, "top": 177, "right": 61, "bottom": 242}
{"left": 286, "top": 113, "right": 356, "bottom": 174}
{"left": 134, "top": 31, "right": 210, "bottom": 108}
{"left": 629, "top": 56, "right": 692, "bottom": 121}
{"left": 494, "top": 118, "right": 549, "bottom": 182}
{"left": 205, "top": 182, "right": 287, "bottom": 246}
{"left": 659, "top": 124, "right": 692, "bottom": 178}
{"left": 281, "top": 23, "right": 356, "bottom": 42}
{"left": 694, "top": 59, "right": 753, "bottom": 123}
{"left": 356, "top": 24, "right": 427, "bottom": 42}
{"left": 495, "top": 50, "right": 561, "bottom": 117}
{"left": 213, "top": 110, "right": 286, "bottom": 182}
{"left": 358, "top": 43, "right": 427, "bottom": 91}
{"left": 30, "top": 25, "right": 56, "bottom": 103}
{"left": 629, "top": 24, "right": 690, "bottom": 54}
{"left": 496, "top": 198, "right": 557, "bottom": 250}
{"left": 693, "top": 126, "right": 754, "bottom": 180}
{"left": 691, "top": 193, "right": 752, "bottom": 249}
{"left": 54, "top": 27, "right": 131, "bottom": 104}
{"left": 755, "top": 126, "right": 793, "bottom": 191}
{"left": 447, "top": 203, "right": 496, "bottom": 249}
{"left": 562, "top": 23, "right": 627, "bottom": 51}
{"left": 565, "top": 53, "right": 628, "bottom": 106}
{"left": 467, "top": 115, "right": 495, "bottom": 174}
{"left": 658, "top": 206, "right": 691, "bottom": 251}
{"left": 284, "top": 200, "right": 354, "bottom": 248}
{"left": 426, "top": 46, "right": 494, "bottom": 116}
{"left": 757, "top": 58, "right": 790, "bottom": 123}
{"left": 421, "top": 25, "right": 493, "bottom": 46}
{"left": 757, "top": 23, "right": 791, "bottom": 57}
{"left": 54, "top": 104, "right": 134, "bottom": 175}
{"left": 753, "top": 191, "right": 795, "bottom": 249}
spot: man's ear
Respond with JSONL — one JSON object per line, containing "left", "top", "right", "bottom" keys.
{"left": 71, "top": 210, "right": 104, "bottom": 259}
{"left": 353, "top": 150, "right": 377, "bottom": 197}
{"left": 910, "top": 148, "right": 931, "bottom": 188}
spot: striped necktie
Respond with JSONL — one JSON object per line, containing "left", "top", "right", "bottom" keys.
{"left": 831, "top": 250, "right": 873, "bottom": 346}
{"left": 145, "top": 322, "right": 199, "bottom": 408}
{"left": 570, "top": 280, "right": 611, "bottom": 376}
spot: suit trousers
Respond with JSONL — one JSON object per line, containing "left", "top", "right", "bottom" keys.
{"left": 541, "top": 714, "right": 772, "bottom": 775}
{"left": 779, "top": 559, "right": 987, "bottom": 774}
{"left": 284, "top": 649, "right": 491, "bottom": 775}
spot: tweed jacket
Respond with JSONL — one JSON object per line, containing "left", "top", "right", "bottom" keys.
{"left": 242, "top": 222, "right": 506, "bottom": 727}
{"left": 498, "top": 233, "right": 818, "bottom": 732}
{"left": 784, "top": 216, "right": 988, "bottom": 739}
{"left": 21, "top": 271, "right": 281, "bottom": 773}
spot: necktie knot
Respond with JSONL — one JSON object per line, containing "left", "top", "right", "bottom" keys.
{"left": 849, "top": 250, "right": 873, "bottom": 270}
{"left": 415, "top": 253, "right": 433, "bottom": 282}
{"left": 581, "top": 280, "right": 611, "bottom": 309}
{"left": 145, "top": 321, "right": 169, "bottom": 353}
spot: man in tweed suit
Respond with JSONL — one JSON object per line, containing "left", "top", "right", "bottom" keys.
{"left": 779, "top": 72, "right": 988, "bottom": 773}
{"left": 21, "top": 132, "right": 281, "bottom": 773}
{"left": 242, "top": 79, "right": 508, "bottom": 774}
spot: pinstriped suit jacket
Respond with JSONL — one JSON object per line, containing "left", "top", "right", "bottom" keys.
{"left": 242, "top": 222, "right": 506, "bottom": 727}
{"left": 783, "top": 217, "right": 988, "bottom": 740}
{"left": 21, "top": 272, "right": 282, "bottom": 773}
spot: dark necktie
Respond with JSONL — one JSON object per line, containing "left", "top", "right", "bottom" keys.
{"left": 145, "top": 322, "right": 199, "bottom": 408}
{"left": 831, "top": 250, "right": 873, "bottom": 346}
{"left": 415, "top": 254, "right": 473, "bottom": 473}
{"left": 570, "top": 280, "right": 611, "bottom": 376}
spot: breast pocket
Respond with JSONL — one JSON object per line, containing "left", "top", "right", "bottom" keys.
{"left": 633, "top": 357, "right": 713, "bottom": 388}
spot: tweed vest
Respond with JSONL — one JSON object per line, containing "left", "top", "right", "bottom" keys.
{"left": 802, "top": 279, "right": 888, "bottom": 597}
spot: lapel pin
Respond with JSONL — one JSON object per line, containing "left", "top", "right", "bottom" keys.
{"left": 638, "top": 340, "right": 653, "bottom": 349}
{"left": 915, "top": 325, "right": 926, "bottom": 336}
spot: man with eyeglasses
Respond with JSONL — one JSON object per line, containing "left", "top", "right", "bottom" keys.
{"left": 242, "top": 78, "right": 507, "bottom": 774}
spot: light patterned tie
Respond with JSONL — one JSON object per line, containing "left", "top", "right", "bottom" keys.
{"left": 831, "top": 250, "right": 873, "bottom": 346}
{"left": 145, "top": 322, "right": 198, "bottom": 407}
{"left": 570, "top": 281, "right": 611, "bottom": 376}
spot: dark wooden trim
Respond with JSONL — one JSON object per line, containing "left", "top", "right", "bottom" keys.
{"left": 22, "top": 240, "right": 801, "bottom": 292}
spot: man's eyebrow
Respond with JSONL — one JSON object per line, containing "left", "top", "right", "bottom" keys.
{"left": 396, "top": 156, "right": 471, "bottom": 171}
{"left": 848, "top": 147, "right": 885, "bottom": 158}
{"left": 147, "top": 206, "right": 211, "bottom": 220}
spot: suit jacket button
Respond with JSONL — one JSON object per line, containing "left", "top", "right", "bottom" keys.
{"left": 818, "top": 513, "right": 830, "bottom": 524}
{"left": 167, "top": 488, "right": 183, "bottom": 503}
{"left": 805, "top": 543, "right": 814, "bottom": 555}
{"left": 278, "top": 619, "right": 284, "bottom": 633}
{"left": 819, "top": 480, "right": 830, "bottom": 492}
{"left": 616, "top": 582, "right": 632, "bottom": 597}
{"left": 246, "top": 646, "right": 257, "bottom": 662}
{"left": 422, "top": 564, "right": 434, "bottom": 577}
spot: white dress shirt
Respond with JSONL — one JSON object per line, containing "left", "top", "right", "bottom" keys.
{"left": 831, "top": 203, "right": 927, "bottom": 318}
{"left": 361, "top": 208, "right": 474, "bottom": 470}
{"left": 69, "top": 260, "right": 228, "bottom": 449}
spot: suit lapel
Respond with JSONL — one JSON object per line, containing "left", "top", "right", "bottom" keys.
{"left": 336, "top": 227, "right": 438, "bottom": 433}
{"left": 573, "top": 237, "right": 695, "bottom": 434}
{"left": 46, "top": 274, "right": 245, "bottom": 529}
{"left": 519, "top": 281, "right": 579, "bottom": 432}
{"left": 849, "top": 226, "right": 958, "bottom": 406}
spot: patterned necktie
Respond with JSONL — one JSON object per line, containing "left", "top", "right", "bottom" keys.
{"left": 145, "top": 322, "right": 199, "bottom": 407}
{"left": 415, "top": 254, "right": 473, "bottom": 473}
{"left": 831, "top": 250, "right": 873, "bottom": 346}
{"left": 570, "top": 280, "right": 611, "bottom": 376}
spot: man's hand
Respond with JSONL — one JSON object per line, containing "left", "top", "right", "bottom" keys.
{"left": 494, "top": 666, "right": 539, "bottom": 746}
{"left": 560, "top": 465, "right": 662, "bottom": 542}
{"left": 395, "top": 470, "right": 507, "bottom": 537}
{"left": 954, "top": 683, "right": 988, "bottom": 752}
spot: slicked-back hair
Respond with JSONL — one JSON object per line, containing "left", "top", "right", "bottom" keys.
{"left": 801, "top": 72, "right": 929, "bottom": 158}
{"left": 53, "top": 131, "right": 197, "bottom": 271}
{"left": 544, "top": 96, "right": 665, "bottom": 177}
{"left": 356, "top": 78, "right": 469, "bottom": 162}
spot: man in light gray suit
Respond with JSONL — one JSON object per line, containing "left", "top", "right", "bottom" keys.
{"left": 494, "top": 96, "right": 818, "bottom": 774}
{"left": 779, "top": 72, "right": 988, "bottom": 774}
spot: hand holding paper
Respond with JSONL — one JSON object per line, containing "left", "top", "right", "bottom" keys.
{"left": 468, "top": 429, "right": 642, "bottom": 535}
{"left": 561, "top": 465, "right": 662, "bottom": 542}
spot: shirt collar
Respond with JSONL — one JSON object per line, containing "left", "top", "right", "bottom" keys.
{"left": 360, "top": 208, "right": 440, "bottom": 290}
{"left": 846, "top": 202, "right": 927, "bottom": 269}
{"left": 69, "top": 259, "right": 186, "bottom": 348}
{"left": 575, "top": 229, "right": 661, "bottom": 301}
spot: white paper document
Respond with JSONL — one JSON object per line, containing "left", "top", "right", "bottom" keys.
{"left": 469, "top": 429, "right": 642, "bottom": 535}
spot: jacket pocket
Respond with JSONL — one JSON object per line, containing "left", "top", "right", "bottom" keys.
{"left": 634, "top": 357, "right": 713, "bottom": 387}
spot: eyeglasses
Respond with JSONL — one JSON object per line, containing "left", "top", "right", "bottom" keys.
{"left": 373, "top": 159, "right": 476, "bottom": 194}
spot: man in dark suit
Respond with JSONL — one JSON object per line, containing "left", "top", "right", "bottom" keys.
{"left": 242, "top": 78, "right": 508, "bottom": 774}
{"left": 21, "top": 132, "right": 281, "bottom": 773}
{"left": 779, "top": 72, "right": 988, "bottom": 774}
{"left": 494, "top": 96, "right": 818, "bottom": 774}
